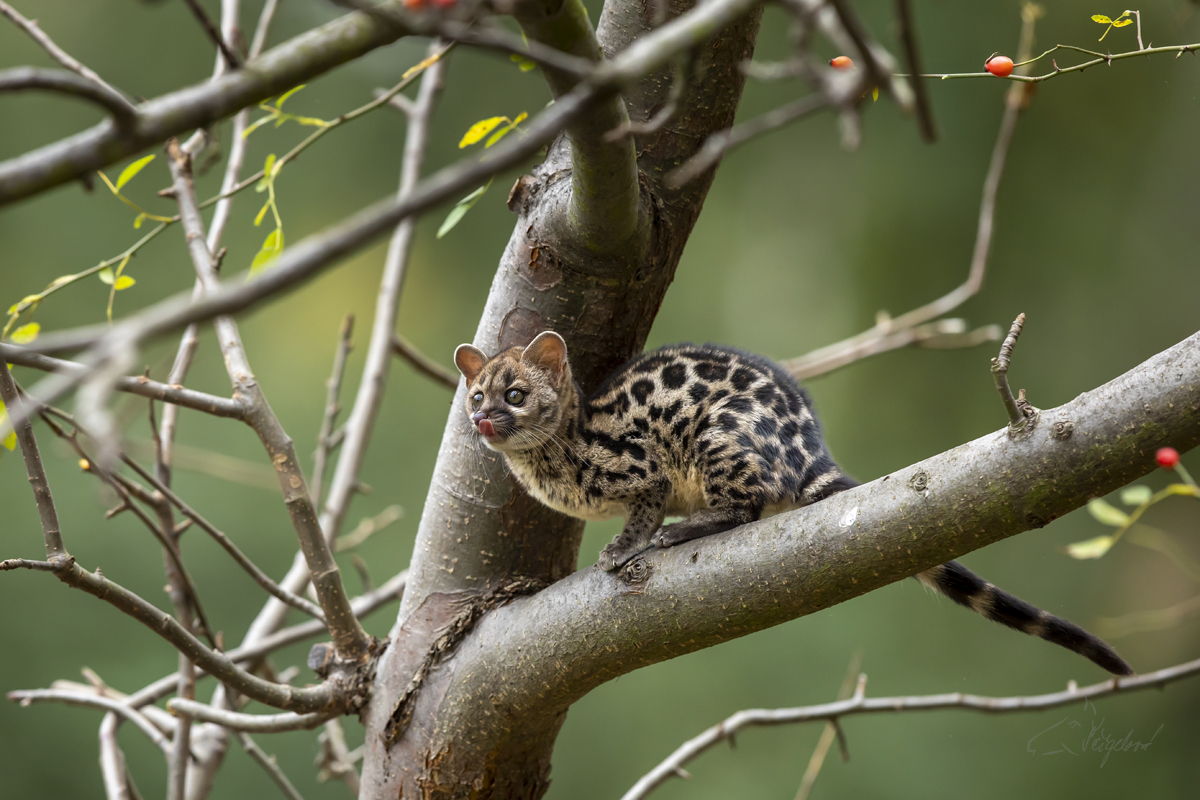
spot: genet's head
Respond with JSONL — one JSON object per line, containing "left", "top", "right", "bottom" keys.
{"left": 453, "top": 331, "right": 572, "bottom": 453}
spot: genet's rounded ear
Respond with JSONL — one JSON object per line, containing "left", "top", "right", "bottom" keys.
{"left": 453, "top": 344, "right": 488, "bottom": 384}
{"left": 521, "top": 331, "right": 568, "bottom": 385}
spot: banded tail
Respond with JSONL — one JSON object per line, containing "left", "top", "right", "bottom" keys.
{"left": 822, "top": 476, "right": 1133, "bottom": 676}
{"left": 917, "top": 561, "right": 1134, "bottom": 676}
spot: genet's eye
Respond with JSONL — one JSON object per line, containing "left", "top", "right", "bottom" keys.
{"left": 505, "top": 388, "right": 526, "bottom": 406}
{"left": 471, "top": 392, "right": 483, "bottom": 409}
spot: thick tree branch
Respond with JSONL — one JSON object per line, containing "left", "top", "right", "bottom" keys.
{"left": 408, "top": 330, "right": 1200, "bottom": 767}
{"left": 515, "top": 0, "right": 645, "bottom": 255}
{"left": 0, "top": 2, "right": 419, "bottom": 205}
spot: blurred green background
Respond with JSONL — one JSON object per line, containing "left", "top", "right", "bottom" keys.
{"left": 2, "top": 0, "right": 1199, "bottom": 797}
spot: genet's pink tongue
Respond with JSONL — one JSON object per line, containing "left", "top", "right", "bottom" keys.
{"left": 478, "top": 419, "right": 495, "bottom": 437}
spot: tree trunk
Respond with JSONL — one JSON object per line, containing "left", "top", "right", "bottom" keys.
{"left": 359, "top": 0, "right": 764, "bottom": 794}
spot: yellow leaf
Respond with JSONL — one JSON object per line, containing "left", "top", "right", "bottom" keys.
{"left": 115, "top": 155, "right": 156, "bottom": 191}
{"left": 459, "top": 117, "right": 507, "bottom": 148}
{"left": 113, "top": 276, "right": 136, "bottom": 290}
{"left": 3, "top": 429, "right": 15, "bottom": 451}
{"left": 1064, "top": 535, "right": 1116, "bottom": 560}
{"left": 254, "top": 200, "right": 271, "bottom": 226}
{"left": 1111, "top": 18, "right": 1133, "bottom": 26}
{"left": 872, "top": 87, "right": 880, "bottom": 102}
{"left": 10, "top": 322, "right": 39, "bottom": 344}
{"left": 1091, "top": 14, "right": 1113, "bottom": 23}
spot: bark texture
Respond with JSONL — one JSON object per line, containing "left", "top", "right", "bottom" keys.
{"left": 360, "top": 0, "right": 764, "bottom": 794}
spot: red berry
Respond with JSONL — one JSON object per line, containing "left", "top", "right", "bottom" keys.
{"left": 985, "top": 54, "right": 1014, "bottom": 77}
{"left": 1156, "top": 447, "right": 1181, "bottom": 469}
{"left": 404, "top": 0, "right": 426, "bottom": 7}
{"left": 829, "top": 56, "right": 854, "bottom": 70}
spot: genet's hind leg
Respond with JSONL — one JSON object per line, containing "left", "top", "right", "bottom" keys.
{"left": 652, "top": 506, "right": 759, "bottom": 549}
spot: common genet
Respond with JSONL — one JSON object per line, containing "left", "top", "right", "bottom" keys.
{"left": 454, "top": 331, "right": 1133, "bottom": 676}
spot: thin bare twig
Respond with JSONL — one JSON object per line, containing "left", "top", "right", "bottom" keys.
{"left": 991, "top": 313, "right": 1029, "bottom": 428}
{"left": 8, "top": 690, "right": 173, "bottom": 754}
{"left": 124, "top": 570, "right": 407, "bottom": 710}
{"left": 779, "top": 5, "right": 1042, "bottom": 381}
{"left": 168, "top": 699, "right": 335, "bottom": 732}
{"left": 165, "top": 138, "right": 369, "bottom": 660}
{"left": 237, "top": 733, "right": 309, "bottom": 800}
{"left": 894, "top": 0, "right": 936, "bottom": 142}
{"left": 0, "top": 66, "right": 137, "bottom": 126}
{"left": 314, "top": 315, "right": 355, "bottom": 507}
{"left": 625, "top": 656, "right": 1200, "bottom": 800}
{"left": 315, "top": 718, "right": 361, "bottom": 792}
{"left": 98, "top": 713, "right": 134, "bottom": 800}
{"left": 794, "top": 651, "right": 862, "bottom": 800}
{"left": 35, "top": 408, "right": 219, "bottom": 648}
{"left": 391, "top": 334, "right": 457, "bottom": 391}
{"left": 0, "top": 358, "right": 65, "bottom": 558}
{"left": 667, "top": 94, "right": 829, "bottom": 188}
{"left": 116, "top": 452, "right": 327, "bottom": 622}
{"left": 1, "top": 344, "right": 243, "bottom": 417}
{"left": 0, "top": 1, "right": 126, "bottom": 98}
{"left": 180, "top": 0, "right": 244, "bottom": 69}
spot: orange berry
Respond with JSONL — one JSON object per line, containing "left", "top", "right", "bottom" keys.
{"left": 985, "top": 54, "right": 1014, "bottom": 77}
{"left": 829, "top": 56, "right": 854, "bottom": 70}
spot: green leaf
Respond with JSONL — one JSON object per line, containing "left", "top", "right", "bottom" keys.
{"left": 10, "top": 322, "right": 39, "bottom": 344}
{"left": 1064, "top": 534, "right": 1116, "bottom": 560}
{"left": 263, "top": 153, "right": 276, "bottom": 177}
{"left": 115, "top": 155, "right": 156, "bottom": 191}
{"left": 294, "top": 115, "right": 329, "bottom": 127}
{"left": 459, "top": 117, "right": 507, "bottom": 148}
{"left": 1087, "top": 497, "right": 1130, "bottom": 527}
{"left": 133, "top": 213, "right": 146, "bottom": 229}
{"left": 98, "top": 268, "right": 115, "bottom": 285}
{"left": 436, "top": 204, "right": 472, "bottom": 239}
{"left": 275, "top": 84, "right": 306, "bottom": 110}
{"left": 1091, "top": 14, "right": 1113, "bottom": 23}
{"left": 436, "top": 182, "right": 492, "bottom": 239}
{"left": 250, "top": 229, "right": 284, "bottom": 273}
{"left": 254, "top": 200, "right": 271, "bottom": 227}
{"left": 1120, "top": 485, "right": 1153, "bottom": 506}
{"left": 3, "top": 429, "right": 15, "bottom": 451}
{"left": 113, "top": 276, "right": 135, "bottom": 291}
{"left": 242, "top": 114, "right": 275, "bottom": 139}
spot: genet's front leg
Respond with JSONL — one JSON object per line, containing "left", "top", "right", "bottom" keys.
{"left": 598, "top": 481, "right": 668, "bottom": 571}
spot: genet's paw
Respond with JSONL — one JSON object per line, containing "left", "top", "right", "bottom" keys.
{"left": 598, "top": 535, "right": 640, "bottom": 572}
